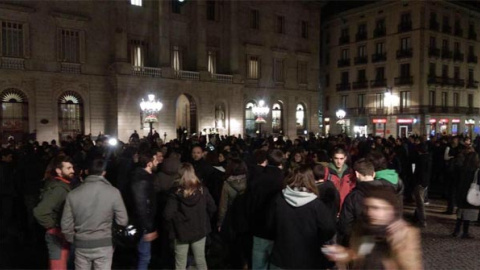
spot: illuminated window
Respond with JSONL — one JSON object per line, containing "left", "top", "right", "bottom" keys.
{"left": 245, "top": 102, "right": 256, "bottom": 135}
{"left": 272, "top": 103, "right": 283, "bottom": 134}
{"left": 296, "top": 104, "right": 306, "bottom": 134}
{"left": 207, "top": 50, "right": 216, "bottom": 74}
{"left": 131, "top": 40, "right": 146, "bottom": 67}
{"left": 248, "top": 56, "right": 260, "bottom": 79}
{"left": 131, "top": 0, "right": 142, "bottom": 6}
{"left": 58, "top": 92, "right": 84, "bottom": 140}
{"left": 0, "top": 89, "right": 28, "bottom": 142}
{"left": 172, "top": 46, "right": 182, "bottom": 71}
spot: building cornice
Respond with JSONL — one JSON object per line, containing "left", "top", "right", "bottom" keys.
{"left": 50, "top": 11, "right": 91, "bottom": 22}
{"left": 0, "top": 3, "right": 35, "bottom": 13}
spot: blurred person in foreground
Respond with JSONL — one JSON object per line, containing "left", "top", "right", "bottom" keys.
{"left": 324, "top": 187, "right": 422, "bottom": 270}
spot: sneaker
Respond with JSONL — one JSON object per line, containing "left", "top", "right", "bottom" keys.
{"left": 461, "top": 234, "right": 474, "bottom": 239}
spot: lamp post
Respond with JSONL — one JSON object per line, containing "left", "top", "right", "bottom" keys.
{"left": 140, "top": 94, "right": 163, "bottom": 137}
{"left": 252, "top": 100, "right": 270, "bottom": 137}
{"left": 336, "top": 109, "right": 346, "bottom": 134}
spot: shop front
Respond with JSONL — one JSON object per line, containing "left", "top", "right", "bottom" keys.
{"left": 465, "top": 119, "right": 476, "bottom": 138}
{"left": 397, "top": 118, "right": 413, "bottom": 138}
{"left": 451, "top": 118, "right": 460, "bottom": 135}
{"left": 373, "top": 118, "right": 387, "bottom": 137}
{"left": 427, "top": 119, "right": 436, "bottom": 137}
{"left": 438, "top": 119, "right": 449, "bottom": 135}
{"left": 353, "top": 118, "right": 368, "bottom": 137}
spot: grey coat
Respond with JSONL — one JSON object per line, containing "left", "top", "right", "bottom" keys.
{"left": 61, "top": 175, "right": 128, "bottom": 248}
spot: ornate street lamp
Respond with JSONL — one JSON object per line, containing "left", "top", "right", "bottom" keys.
{"left": 336, "top": 109, "right": 346, "bottom": 134}
{"left": 252, "top": 100, "right": 270, "bottom": 136}
{"left": 140, "top": 94, "right": 163, "bottom": 136}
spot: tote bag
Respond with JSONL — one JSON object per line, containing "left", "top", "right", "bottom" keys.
{"left": 466, "top": 169, "right": 480, "bottom": 207}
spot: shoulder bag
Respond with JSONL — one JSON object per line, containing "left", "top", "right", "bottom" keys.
{"left": 466, "top": 169, "right": 480, "bottom": 206}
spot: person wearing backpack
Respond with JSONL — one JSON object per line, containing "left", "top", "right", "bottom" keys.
{"left": 164, "top": 163, "right": 217, "bottom": 270}
{"left": 33, "top": 156, "right": 75, "bottom": 270}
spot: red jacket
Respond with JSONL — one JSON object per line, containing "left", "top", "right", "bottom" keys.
{"left": 324, "top": 165, "right": 356, "bottom": 209}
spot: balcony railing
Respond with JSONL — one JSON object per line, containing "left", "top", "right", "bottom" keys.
{"left": 352, "top": 106, "right": 480, "bottom": 116}
{"left": 396, "top": 48, "right": 413, "bottom": 59}
{"left": 468, "top": 31, "right": 477, "bottom": 40}
{"left": 467, "top": 55, "right": 478, "bottom": 64}
{"left": 132, "top": 66, "right": 162, "bottom": 77}
{"left": 398, "top": 22, "right": 412, "bottom": 33}
{"left": 352, "top": 81, "right": 368, "bottom": 89}
{"left": 428, "top": 47, "right": 440, "bottom": 58}
{"left": 337, "top": 58, "right": 351, "bottom": 67}
{"left": 442, "top": 25, "right": 452, "bottom": 34}
{"left": 339, "top": 35, "right": 350, "bottom": 45}
{"left": 371, "top": 53, "right": 386, "bottom": 62}
{"left": 370, "top": 79, "right": 387, "bottom": 88}
{"left": 454, "top": 28, "right": 463, "bottom": 37}
{"left": 441, "top": 50, "right": 452, "bottom": 60}
{"left": 394, "top": 76, "right": 413, "bottom": 85}
{"left": 453, "top": 52, "right": 464, "bottom": 62}
{"left": 356, "top": 32, "right": 367, "bottom": 41}
{"left": 347, "top": 107, "right": 367, "bottom": 116}
{"left": 212, "top": 73, "right": 233, "bottom": 83}
{"left": 467, "top": 80, "right": 479, "bottom": 89}
{"left": 427, "top": 76, "right": 443, "bottom": 85}
{"left": 61, "top": 62, "right": 81, "bottom": 74}
{"left": 1, "top": 57, "right": 25, "bottom": 70}
{"left": 373, "top": 28, "right": 386, "bottom": 38}
{"left": 429, "top": 21, "right": 439, "bottom": 31}
{"left": 354, "top": 56, "right": 368, "bottom": 65}
{"left": 453, "top": 79, "right": 465, "bottom": 88}
{"left": 336, "top": 82, "right": 351, "bottom": 91}
{"left": 177, "top": 70, "right": 200, "bottom": 80}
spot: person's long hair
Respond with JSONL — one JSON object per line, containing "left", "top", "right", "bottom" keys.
{"left": 177, "top": 163, "right": 202, "bottom": 197}
{"left": 285, "top": 165, "right": 318, "bottom": 195}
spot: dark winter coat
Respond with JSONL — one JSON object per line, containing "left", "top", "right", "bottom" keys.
{"left": 413, "top": 152, "right": 432, "bottom": 187}
{"left": 164, "top": 186, "right": 217, "bottom": 242}
{"left": 248, "top": 165, "right": 284, "bottom": 240}
{"left": 455, "top": 167, "right": 480, "bottom": 209}
{"left": 268, "top": 189, "right": 336, "bottom": 269}
{"left": 130, "top": 168, "right": 156, "bottom": 233}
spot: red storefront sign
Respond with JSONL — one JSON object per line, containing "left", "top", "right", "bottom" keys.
{"left": 439, "top": 119, "right": 449, "bottom": 123}
{"left": 429, "top": 119, "right": 436, "bottom": 123}
{"left": 397, "top": 119, "right": 413, "bottom": 124}
{"left": 373, "top": 119, "right": 387, "bottom": 124}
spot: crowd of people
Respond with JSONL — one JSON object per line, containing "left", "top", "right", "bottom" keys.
{"left": 0, "top": 131, "right": 479, "bottom": 269}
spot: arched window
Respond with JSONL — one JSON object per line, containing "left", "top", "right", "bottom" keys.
{"left": 296, "top": 103, "right": 306, "bottom": 135}
{"left": 272, "top": 102, "right": 283, "bottom": 134}
{"left": 1, "top": 89, "right": 28, "bottom": 143}
{"left": 58, "top": 91, "right": 84, "bottom": 140}
{"left": 245, "top": 101, "right": 256, "bottom": 136}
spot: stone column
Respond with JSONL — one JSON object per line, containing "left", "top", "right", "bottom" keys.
{"left": 158, "top": 0, "right": 171, "bottom": 68}
{"left": 229, "top": 1, "right": 239, "bottom": 74}
{"left": 196, "top": 0, "right": 207, "bottom": 72}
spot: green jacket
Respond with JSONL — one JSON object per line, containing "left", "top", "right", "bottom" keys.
{"left": 33, "top": 178, "right": 71, "bottom": 229}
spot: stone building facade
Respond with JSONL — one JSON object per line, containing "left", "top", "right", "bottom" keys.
{"left": 0, "top": 0, "right": 321, "bottom": 143}
{"left": 320, "top": 0, "right": 480, "bottom": 138}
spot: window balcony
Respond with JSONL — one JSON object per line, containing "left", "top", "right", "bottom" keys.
{"left": 427, "top": 76, "right": 442, "bottom": 85}
{"left": 373, "top": 28, "right": 386, "bottom": 38}
{"left": 61, "top": 62, "right": 81, "bottom": 74}
{"left": 441, "top": 50, "right": 452, "bottom": 60}
{"left": 429, "top": 21, "right": 439, "bottom": 31}
{"left": 468, "top": 31, "right": 477, "bottom": 40}
{"left": 175, "top": 70, "right": 200, "bottom": 80}
{"left": 132, "top": 66, "right": 162, "bottom": 77}
{"left": 428, "top": 47, "right": 440, "bottom": 58}
{"left": 339, "top": 35, "right": 350, "bottom": 45}
{"left": 354, "top": 56, "right": 368, "bottom": 65}
{"left": 453, "top": 78, "right": 465, "bottom": 88}
{"left": 442, "top": 25, "right": 452, "bottom": 34}
{"left": 394, "top": 76, "right": 413, "bottom": 85}
{"left": 347, "top": 107, "right": 367, "bottom": 115}
{"left": 454, "top": 28, "right": 463, "bottom": 37}
{"left": 396, "top": 48, "right": 413, "bottom": 59}
{"left": 467, "top": 80, "right": 479, "bottom": 89}
{"left": 370, "top": 79, "right": 387, "bottom": 88}
{"left": 355, "top": 32, "right": 367, "bottom": 41}
{"left": 371, "top": 53, "right": 387, "bottom": 62}
{"left": 398, "top": 22, "right": 412, "bottom": 33}
{"left": 467, "top": 55, "right": 478, "bottom": 64}
{"left": 336, "top": 82, "right": 351, "bottom": 91}
{"left": 212, "top": 73, "right": 233, "bottom": 83}
{"left": 453, "top": 52, "right": 464, "bottom": 62}
{"left": 0, "top": 57, "right": 25, "bottom": 70}
{"left": 352, "top": 80, "right": 368, "bottom": 89}
{"left": 337, "top": 58, "right": 351, "bottom": 67}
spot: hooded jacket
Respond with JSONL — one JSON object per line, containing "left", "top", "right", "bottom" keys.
{"left": 61, "top": 175, "right": 128, "bottom": 248}
{"left": 34, "top": 177, "right": 71, "bottom": 229}
{"left": 268, "top": 187, "right": 336, "bottom": 269}
{"left": 217, "top": 174, "right": 247, "bottom": 227}
{"left": 375, "top": 169, "right": 404, "bottom": 208}
{"left": 164, "top": 186, "right": 217, "bottom": 242}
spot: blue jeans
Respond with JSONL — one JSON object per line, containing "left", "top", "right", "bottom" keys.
{"left": 251, "top": 236, "right": 273, "bottom": 270}
{"left": 137, "top": 236, "right": 151, "bottom": 270}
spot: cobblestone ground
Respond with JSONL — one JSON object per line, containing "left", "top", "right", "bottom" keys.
{"left": 404, "top": 200, "right": 480, "bottom": 270}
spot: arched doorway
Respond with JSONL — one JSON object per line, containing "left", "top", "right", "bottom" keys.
{"left": 58, "top": 91, "right": 84, "bottom": 140}
{"left": 272, "top": 102, "right": 283, "bottom": 134}
{"left": 1, "top": 88, "right": 28, "bottom": 143}
{"left": 176, "top": 94, "right": 197, "bottom": 138}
